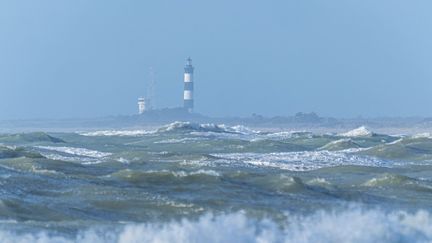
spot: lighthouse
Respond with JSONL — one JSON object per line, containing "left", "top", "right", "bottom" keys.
{"left": 183, "top": 57, "right": 194, "bottom": 113}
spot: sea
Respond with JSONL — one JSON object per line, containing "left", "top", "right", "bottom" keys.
{"left": 0, "top": 121, "right": 431, "bottom": 242}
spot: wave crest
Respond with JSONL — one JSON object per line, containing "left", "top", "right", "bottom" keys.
{"left": 157, "top": 121, "right": 256, "bottom": 135}
{"left": 0, "top": 207, "right": 431, "bottom": 243}
{"left": 339, "top": 126, "right": 374, "bottom": 137}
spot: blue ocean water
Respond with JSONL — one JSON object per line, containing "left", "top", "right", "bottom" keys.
{"left": 0, "top": 122, "right": 431, "bottom": 242}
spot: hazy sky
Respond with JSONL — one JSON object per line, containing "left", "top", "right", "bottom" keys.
{"left": 0, "top": 0, "right": 431, "bottom": 119}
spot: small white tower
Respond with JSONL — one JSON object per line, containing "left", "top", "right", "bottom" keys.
{"left": 183, "top": 57, "right": 194, "bottom": 113}
{"left": 138, "top": 98, "right": 145, "bottom": 114}
{"left": 138, "top": 97, "right": 150, "bottom": 114}
{"left": 137, "top": 67, "right": 156, "bottom": 114}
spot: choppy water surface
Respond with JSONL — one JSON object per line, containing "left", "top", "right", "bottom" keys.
{"left": 0, "top": 122, "right": 432, "bottom": 242}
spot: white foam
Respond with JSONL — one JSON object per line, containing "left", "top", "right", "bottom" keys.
{"left": 154, "top": 137, "right": 207, "bottom": 144}
{"left": 326, "top": 138, "right": 352, "bottom": 145}
{"left": 79, "top": 130, "right": 156, "bottom": 137}
{"left": 0, "top": 207, "right": 431, "bottom": 243}
{"left": 229, "top": 125, "right": 258, "bottom": 134}
{"left": 172, "top": 169, "right": 220, "bottom": 177}
{"left": 159, "top": 121, "right": 258, "bottom": 135}
{"left": 339, "top": 126, "right": 374, "bottom": 137}
{"left": 79, "top": 122, "right": 327, "bottom": 142}
{"left": 143, "top": 169, "right": 221, "bottom": 177}
{"left": 80, "top": 122, "right": 259, "bottom": 139}
{"left": 0, "top": 145, "right": 17, "bottom": 150}
{"left": 412, "top": 133, "right": 432, "bottom": 139}
{"left": 35, "top": 146, "right": 112, "bottom": 159}
{"left": 158, "top": 122, "right": 223, "bottom": 133}
{"left": 116, "top": 157, "right": 130, "bottom": 164}
{"left": 262, "top": 131, "right": 312, "bottom": 140}
{"left": 211, "top": 151, "right": 386, "bottom": 171}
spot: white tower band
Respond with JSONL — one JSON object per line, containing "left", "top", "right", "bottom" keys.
{"left": 183, "top": 57, "right": 194, "bottom": 113}
{"left": 138, "top": 97, "right": 150, "bottom": 114}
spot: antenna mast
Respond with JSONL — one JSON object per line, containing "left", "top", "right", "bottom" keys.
{"left": 147, "top": 67, "right": 156, "bottom": 110}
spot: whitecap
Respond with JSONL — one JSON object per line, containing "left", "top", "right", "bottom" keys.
{"left": 154, "top": 137, "right": 207, "bottom": 144}
{"left": 35, "top": 146, "right": 112, "bottom": 158}
{"left": 339, "top": 126, "right": 374, "bottom": 137}
{"left": 158, "top": 121, "right": 258, "bottom": 135}
{"left": 142, "top": 169, "right": 221, "bottom": 177}
{"left": 0, "top": 207, "right": 431, "bottom": 243}
{"left": 211, "top": 151, "right": 387, "bottom": 171}
{"left": 412, "top": 133, "right": 432, "bottom": 139}
{"left": 79, "top": 130, "right": 156, "bottom": 137}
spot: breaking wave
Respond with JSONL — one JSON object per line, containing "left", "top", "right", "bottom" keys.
{"left": 259, "top": 131, "right": 313, "bottom": 141}
{"left": 362, "top": 173, "right": 432, "bottom": 192}
{"left": 80, "top": 130, "right": 156, "bottom": 137}
{"left": 79, "top": 122, "right": 259, "bottom": 138}
{"left": 154, "top": 137, "right": 207, "bottom": 144}
{"left": 361, "top": 136, "right": 432, "bottom": 161}
{"left": 339, "top": 126, "right": 374, "bottom": 137}
{"left": 157, "top": 121, "right": 257, "bottom": 135}
{"left": 211, "top": 151, "right": 387, "bottom": 171}
{"left": 34, "top": 146, "right": 112, "bottom": 163}
{"left": 0, "top": 207, "right": 431, "bottom": 243}
{"left": 318, "top": 138, "right": 362, "bottom": 151}
{"left": 76, "top": 122, "right": 327, "bottom": 144}
{"left": 35, "top": 146, "right": 112, "bottom": 158}
{"left": 412, "top": 133, "right": 432, "bottom": 139}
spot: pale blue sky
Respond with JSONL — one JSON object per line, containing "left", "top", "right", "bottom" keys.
{"left": 0, "top": 0, "right": 431, "bottom": 119}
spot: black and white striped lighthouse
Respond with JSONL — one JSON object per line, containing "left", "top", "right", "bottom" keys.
{"left": 183, "top": 57, "right": 194, "bottom": 113}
